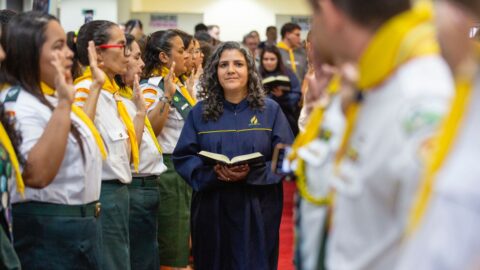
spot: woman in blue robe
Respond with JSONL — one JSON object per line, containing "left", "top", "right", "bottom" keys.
{"left": 173, "top": 41, "right": 293, "bottom": 270}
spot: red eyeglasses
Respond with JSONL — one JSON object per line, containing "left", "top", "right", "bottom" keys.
{"left": 97, "top": 44, "right": 131, "bottom": 57}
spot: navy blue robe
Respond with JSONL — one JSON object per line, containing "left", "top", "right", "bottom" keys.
{"left": 173, "top": 98, "right": 294, "bottom": 270}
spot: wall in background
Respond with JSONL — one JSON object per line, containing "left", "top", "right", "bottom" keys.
{"left": 0, "top": 0, "right": 311, "bottom": 41}
{"left": 130, "top": 12, "right": 203, "bottom": 36}
{"left": 60, "top": 0, "right": 117, "bottom": 32}
{"left": 131, "top": 0, "right": 311, "bottom": 41}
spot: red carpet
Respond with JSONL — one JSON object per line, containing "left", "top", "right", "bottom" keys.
{"left": 279, "top": 180, "right": 296, "bottom": 270}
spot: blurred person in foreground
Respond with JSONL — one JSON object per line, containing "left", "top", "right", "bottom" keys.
{"left": 396, "top": 0, "right": 480, "bottom": 269}
{"left": 308, "top": 0, "right": 454, "bottom": 269}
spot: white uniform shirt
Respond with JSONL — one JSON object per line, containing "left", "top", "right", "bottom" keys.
{"left": 140, "top": 76, "right": 185, "bottom": 154}
{"left": 75, "top": 79, "right": 132, "bottom": 183}
{"left": 120, "top": 96, "right": 167, "bottom": 176}
{"left": 1, "top": 87, "right": 102, "bottom": 204}
{"left": 326, "top": 56, "right": 453, "bottom": 270}
{"left": 297, "top": 95, "right": 345, "bottom": 270}
{"left": 396, "top": 71, "right": 480, "bottom": 270}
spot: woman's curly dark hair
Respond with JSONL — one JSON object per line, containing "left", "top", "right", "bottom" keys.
{"left": 198, "top": 41, "right": 265, "bottom": 122}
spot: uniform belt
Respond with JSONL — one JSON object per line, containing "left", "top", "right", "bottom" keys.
{"left": 130, "top": 175, "right": 158, "bottom": 187}
{"left": 12, "top": 201, "right": 101, "bottom": 218}
{"left": 102, "top": 179, "right": 125, "bottom": 185}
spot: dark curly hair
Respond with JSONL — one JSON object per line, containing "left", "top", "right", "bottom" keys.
{"left": 198, "top": 41, "right": 265, "bottom": 122}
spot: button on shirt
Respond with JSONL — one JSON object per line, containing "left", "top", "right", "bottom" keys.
{"left": 75, "top": 79, "right": 132, "bottom": 183}
{"left": 1, "top": 88, "right": 103, "bottom": 205}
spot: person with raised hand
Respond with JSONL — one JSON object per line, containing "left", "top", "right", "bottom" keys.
{"left": 140, "top": 29, "right": 193, "bottom": 270}
{"left": 115, "top": 34, "right": 167, "bottom": 270}
{"left": 0, "top": 11, "right": 104, "bottom": 269}
{"left": 73, "top": 20, "right": 137, "bottom": 270}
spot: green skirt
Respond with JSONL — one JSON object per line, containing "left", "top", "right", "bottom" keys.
{"left": 128, "top": 176, "right": 160, "bottom": 270}
{"left": 99, "top": 181, "right": 130, "bottom": 270}
{"left": 157, "top": 155, "right": 192, "bottom": 267}
{"left": 12, "top": 202, "right": 101, "bottom": 270}
{"left": 0, "top": 212, "right": 20, "bottom": 270}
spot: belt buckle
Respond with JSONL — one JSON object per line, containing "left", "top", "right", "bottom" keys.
{"left": 94, "top": 202, "right": 101, "bottom": 217}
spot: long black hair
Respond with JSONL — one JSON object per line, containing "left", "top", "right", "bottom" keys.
{"left": 199, "top": 41, "right": 265, "bottom": 122}
{"left": 258, "top": 45, "right": 288, "bottom": 78}
{"left": 0, "top": 11, "right": 85, "bottom": 160}
{"left": 142, "top": 30, "right": 180, "bottom": 79}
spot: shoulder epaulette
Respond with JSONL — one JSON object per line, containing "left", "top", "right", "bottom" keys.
{"left": 4, "top": 86, "right": 21, "bottom": 103}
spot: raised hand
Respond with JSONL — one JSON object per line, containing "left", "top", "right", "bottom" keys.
{"left": 88, "top": 40, "right": 105, "bottom": 89}
{"left": 132, "top": 74, "right": 146, "bottom": 113}
{"left": 338, "top": 63, "right": 359, "bottom": 113}
{"left": 193, "top": 63, "right": 203, "bottom": 81}
{"left": 306, "top": 64, "right": 335, "bottom": 102}
{"left": 51, "top": 51, "right": 74, "bottom": 103}
{"left": 186, "top": 72, "right": 195, "bottom": 95}
{"left": 163, "top": 61, "right": 177, "bottom": 99}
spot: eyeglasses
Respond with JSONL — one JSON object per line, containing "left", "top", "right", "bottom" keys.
{"left": 98, "top": 44, "right": 131, "bottom": 57}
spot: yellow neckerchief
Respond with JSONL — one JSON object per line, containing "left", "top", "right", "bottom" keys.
{"left": 180, "top": 74, "right": 189, "bottom": 84}
{"left": 406, "top": 56, "right": 479, "bottom": 236}
{"left": 277, "top": 41, "right": 297, "bottom": 73}
{"left": 74, "top": 67, "right": 139, "bottom": 172}
{"left": 40, "top": 82, "right": 107, "bottom": 160}
{"left": 335, "top": 3, "right": 439, "bottom": 169}
{"left": 289, "top": 75, "right": 340, "bottom": 205}
{"left": 152, "top": 67, "right": 197, "bottom": 106}
{"left": 0, "top": 123, "right": 24, "bottom": 196}
{"left": 119, "top": 87, "right": 162, "bottom": 154}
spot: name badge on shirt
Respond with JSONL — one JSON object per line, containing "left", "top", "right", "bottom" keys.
{"left": 171, "top": 91, "right": 192, "bottom": 119}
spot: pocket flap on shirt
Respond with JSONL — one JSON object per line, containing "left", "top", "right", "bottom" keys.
{"left": 107, "top": 129, "right": 128, "bottom": 142}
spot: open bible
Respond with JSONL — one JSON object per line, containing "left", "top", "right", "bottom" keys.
{"left": 199, "top": 151, "right": 264, "bottom": 166}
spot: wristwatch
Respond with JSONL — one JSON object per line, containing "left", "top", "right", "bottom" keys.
{"left": 159, "top": 95, "right": 172, "bottom": 105}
